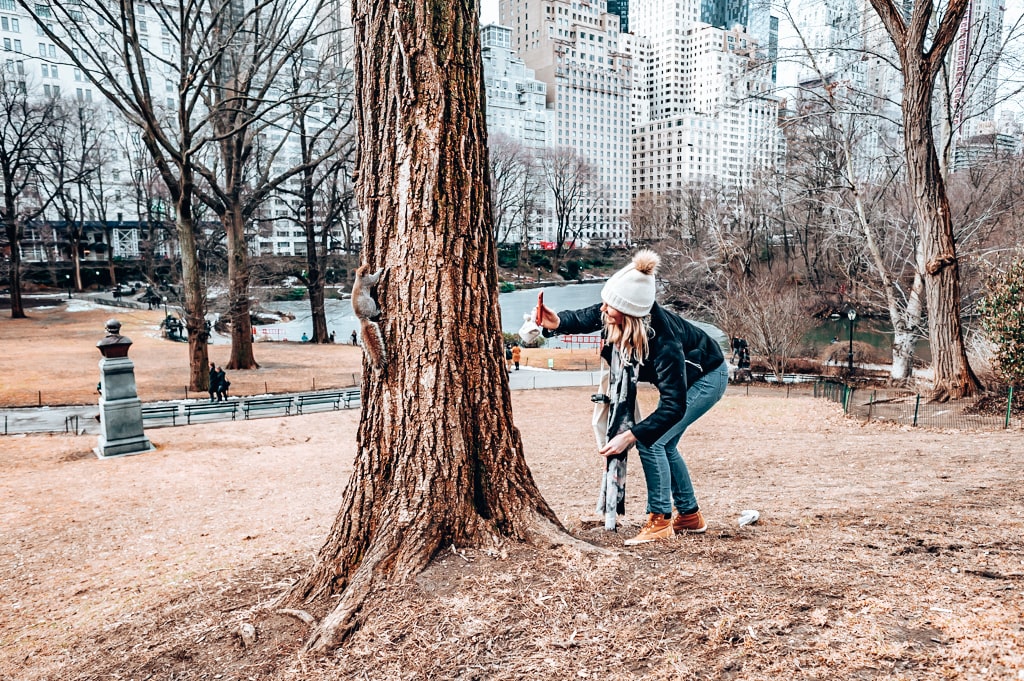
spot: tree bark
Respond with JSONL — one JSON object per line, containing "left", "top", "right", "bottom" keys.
{"left": 3, "top": 218, "right": 25, "bottom": 319}
{"left": 901, "top": 62, "right": 981, "bottom": 400}
{"left": 174, "top": 179, "right": 211, "bottom": 392}
{"left": 225, "top": 204, "right": 258, "bottom": 369}
{"left": 282, "top": 0, "right": 563, "bottom": 652}
{"left": 867, "top": 0, "right": 981, "bottom": 401}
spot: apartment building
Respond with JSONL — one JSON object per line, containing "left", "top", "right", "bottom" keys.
{"left": 629, "top": 0, "right": 780, "bottom": 197}
{"left": 498, "top": 0, "right": 633, "bottom": 246}
{"left": 482, "top": 24, "right": 549, "bottom": 149}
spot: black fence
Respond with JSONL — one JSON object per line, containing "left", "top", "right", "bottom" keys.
{"left": 815, "top": 380, "right": 1021, "bottom": 430}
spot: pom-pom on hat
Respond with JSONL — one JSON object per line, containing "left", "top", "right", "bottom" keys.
{"left": 601, "top": 250, "right": 661, "bottom": 317}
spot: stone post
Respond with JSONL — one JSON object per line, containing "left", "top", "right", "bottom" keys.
{"left": 96, "top": 319, "right": 154, "bottom": 458}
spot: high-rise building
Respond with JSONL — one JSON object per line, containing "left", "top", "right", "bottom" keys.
{"left": 951, "top": 0, "right": 1004, "bottom": 143}
{"left": 790, "top": 0, "right": 1009, "bottom": 172}
{"left": 628, "top": 0, "right": 780, "bottom": 196}
{"left": 481, "top": 24, "right": 549, "bottom": 149}
{"left": 498, "top": 0, "right": 633, "bottom": 245}
{"left": 788, "top": 0, "right": 902, "bottom": 181}
{"left": 607, "top": 0, "right": 629, "bottom": 33}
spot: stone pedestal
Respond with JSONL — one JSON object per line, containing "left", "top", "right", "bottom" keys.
{"left": 96, "top": 319, "right": 153, "bottom": 458}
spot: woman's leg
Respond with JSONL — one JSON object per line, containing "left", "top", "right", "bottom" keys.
{"left": 666, "top": 362, "right": 729, "bottom": 513}
{"left": 635, "top": 440, "right": 673, "bottom": 516}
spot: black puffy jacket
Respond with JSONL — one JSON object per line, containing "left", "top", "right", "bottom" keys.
{"left": 549, "top": 302, "right": 724, "bottom": 447}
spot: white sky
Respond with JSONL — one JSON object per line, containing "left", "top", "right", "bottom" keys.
{"left": 482, "top": 0, "right": 498, "bottom": 25}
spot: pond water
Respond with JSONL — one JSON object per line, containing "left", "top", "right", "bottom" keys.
{"left": 257, "top": 282, "right": 607, "bottom": 347}
{"left": 257, "top": 281, "right": 731, "bottom": 350}
{"left": 254, "top": 283, "right": 923, "bottom": 362}
{"left": 807, "top": 317, "right": 930, "bottom": 363}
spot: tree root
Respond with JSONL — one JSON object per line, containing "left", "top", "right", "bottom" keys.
{"left": 304, "top": 554, "right": 382, "bottom": 654}
{"left": 276, "top": 608, "right": 316, "bottom": 626}
{"left": 528, "top": 517, "right": 614, "bottom": 557}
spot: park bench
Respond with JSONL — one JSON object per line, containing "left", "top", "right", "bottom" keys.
{"left": 242, "top": 396, "right": 294, "bottom": 419}
{"left": 295, "top": 391, "right": 345, "bottom": 415}
{"left": 141, "top": 404, "right": 179, "bottom": 426}
{"left": 341, "top": 388, "right": 361, "bottom": 408}
{"left": 184, "top": 401, "right": 238, "bottom": 424}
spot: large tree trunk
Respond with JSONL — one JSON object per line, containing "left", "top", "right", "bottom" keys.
{"left": 902, "top": 65, "right": 981, "bottom": 400}
{"left": 225, "top": 204, "right": 258, "bottom": 370}
{"left": 282, "top": 0, "right": 563, "bottom": 652}
{"left": 303, "top": 177, "right": 330, "bottom": 344}
{"left": 4, "top": 218, "right": 25, "bottom": 319}
{"left": 176, "top": 192, "right": 210, "bottom": 392}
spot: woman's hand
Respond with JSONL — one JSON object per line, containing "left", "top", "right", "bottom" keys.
{"left": 599, "top": 430, "right": 636, "bottom": 457}
{"left": 535, "top": 291, "right": 560, "bottom": 330}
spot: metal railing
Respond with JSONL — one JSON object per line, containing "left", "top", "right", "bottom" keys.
{"left": 815, "top": 380, "right": 1021, "bottom": 430}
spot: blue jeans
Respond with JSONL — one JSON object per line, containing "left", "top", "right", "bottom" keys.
{"left": 636, "top": 361, "right": 729, "bottom": 515}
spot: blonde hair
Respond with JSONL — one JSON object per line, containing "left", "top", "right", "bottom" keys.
{"left": 604, "top": 311, "right": 651, "bottom": 364}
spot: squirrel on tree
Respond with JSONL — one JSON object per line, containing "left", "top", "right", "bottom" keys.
{"left": 351, "top": 264, "right": 386, "bottom": 369}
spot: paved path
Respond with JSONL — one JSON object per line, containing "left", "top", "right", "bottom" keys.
{"left": 1, "top": 368, "right": 604, "bottom": 436}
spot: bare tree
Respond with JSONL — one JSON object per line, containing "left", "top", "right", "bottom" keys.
{"left": 866, "top": 0, "right": 982, "bottom": 400}
{"left": 273, "top": 46, "right": 355, "bottom": 344}
{"left": 189, "top": 0, "right": 343, "bottom": 368}
{"left": 711, "top": 276, "right": 817, "bottom": 382}
{"left": 0, "top": 71, "right": 56, "bottom": 318}
{"left": 489, "top": 133, "right": 541, "bottom": 262}
{"left": 279, "top": 0, "right": 563, "bottom": 652}
{"left": 22, "top": 0, "right": 215, "bottom": 389}
{"left": 536, "top": 147, "right": 602, "bottom": 272}
{"left": 39, "top": 102, "right": 107, "bottom": 292}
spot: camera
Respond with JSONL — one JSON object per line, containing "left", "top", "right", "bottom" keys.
{"left": 591, "top": 393, "right": 610, "bottom": 404}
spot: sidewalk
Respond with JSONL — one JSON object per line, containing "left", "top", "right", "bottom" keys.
{"left": 1, "top": 368, "right": 605, "bottom": 436}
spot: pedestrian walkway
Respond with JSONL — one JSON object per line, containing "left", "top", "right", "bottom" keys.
{"left": 1, "top": 368, "right": 605, "bottom": 436}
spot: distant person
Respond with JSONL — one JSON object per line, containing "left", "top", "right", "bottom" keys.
{"left": 214, "top": 366, "right": 229, "bottom": 402}
{"left": 301, "top": 332, "right": 309, "bottom": 342}
{"left": 739, "top": 347, "right": 750, "bottom": 370}
{"left": 505, "top": 344, "right": 513, "bottom": 372}
{"left": 329, "top": 330, "right": 336, "bottom": 343}
{"left": 351, "top": 330, "right": 358, "bottom": 345}
{"left": 208, "top": 362, "right": 217, "bottom": 402}
{"left": 731, "top": 336, "right": 741, "bottom": 362}
{"left": 511, "top": 344, "right": 522, "bottom": 371}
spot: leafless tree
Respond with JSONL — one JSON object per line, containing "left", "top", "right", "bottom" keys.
{"left": 536, "top": 146, "right": 602, "bottom": 272}
{"left": 866, "top": 0, "right": 983, "bottom": 400}
{"left": 272, "top": 44, "right": 355, "bottom": 344}
{"left": 189, "top": 0, "right": 342, "bottom": 368}
{"left": 489, "top": 133, "right": 541, "bottom": 262}
{"left": 278, "top": 0, "right": 563, "bottom": 652}
{"left": 39, "top": 102, "right": 107, "bottom": 292}
{"left": 0, "top": 70, "right": 56, "bottom": 319}
{"left": 22, "top": 0, "right": 216, "bottom": 389}
{"left": 709, "top": 276, "right": 817, "bottom": 382}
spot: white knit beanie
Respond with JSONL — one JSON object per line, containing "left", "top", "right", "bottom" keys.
{"left": 601, "top": 250, "right": 660, "bottom": 317}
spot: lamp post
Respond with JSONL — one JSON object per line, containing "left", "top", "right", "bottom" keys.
{"left": 65, "top": 274, "right": 71, "bottom": 299}
{"left": 846, "top": 306, "right": 857, "bottom": 376}
{"left": 162, "top": 295, "right": 168, "bottom": 318}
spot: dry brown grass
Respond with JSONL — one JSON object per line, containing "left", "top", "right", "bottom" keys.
{"left": 1, "top": 302, "right": 1023, "bottom": 680}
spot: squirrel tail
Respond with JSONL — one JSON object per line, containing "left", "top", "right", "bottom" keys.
{"left": 359, "top": 318, "right": 386, "bottom": 369}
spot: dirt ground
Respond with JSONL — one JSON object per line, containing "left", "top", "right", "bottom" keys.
{"left": 1, "top": 302, "right": 1023, "bottom": 680}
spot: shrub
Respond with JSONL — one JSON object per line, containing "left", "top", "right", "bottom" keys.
{"left": 979, "top": 258, "right": 1024, "bottom": 386}
{"left": 499, "top": 281, "right": 516, "bottom": 293}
